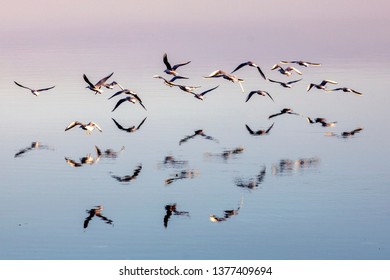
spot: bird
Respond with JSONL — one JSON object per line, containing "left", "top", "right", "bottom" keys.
{"left": 103, "top": 81, "right": 122, "bottom": 90}
{"left": 271, "top": 64, "right": 302, "bottom": 76}
{"left": 325, "top": 87, "right": 363, "bottom": 96}
{"left": 172, "top": 83, "right": 201, "bottom": 93}
{"left": 268, "top": 108, "right": 300, "bottom": 119}
{"left": 268, "top": 78, "right": 302, "bottom": 88}
{"left": 204, "top": 70, "right": 245, "bottom": 92}
{"left": 83, "top": 72, "right": 114, "bottom": 94}
{"left": 245, "top": 123, "right": 274, "bottom": 135}
{"left": 108, "top": 84, "right": 146, "bottom": 109}
{"left": 307, "top": 80, "right": 338, "bottom": 91}
{"left": 163, "top": 53, "right": 191, "bottom": 77}
{"left": 306, "top": 117, "right": 337, "bottom": 127}
{"left": 230, "top": 61, "right": 266, "bottom": 80}
{"left": 280, "top": 60, "right": 321, "bottom": 67}
{"left": 111, "top": 117, "right": 147, "bottom": 133}
{"left": 191, "top": 85, "right": 220, "bottom": 100}
{"left": 154, "top": 75, "right": 200, "bottom": 92}
{"left": 14, "top": 81, "right": 55, "bottom": 96}
{"left": 108, "top": 88, "right": 144, "bottom": 103}
{"left": 65, "top": 121, "right": 102, "bottom": 134}
{"left": 245, "top": 90, "right": 274, "bottom": 102}
{"left": 111, "top": 164, "right": 142, "bottom": 183}
{"left": 111, "top": 96, "right": 147, "bottom": 112}
{"left": 153, "top": 75, "right": 176, "bottom": 87}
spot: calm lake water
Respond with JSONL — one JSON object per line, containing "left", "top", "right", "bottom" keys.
{"left": 0, "top": 38, "right": 389, "bottom": 260}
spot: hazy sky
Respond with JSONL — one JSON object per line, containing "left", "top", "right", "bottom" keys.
{"left": 1, "top": 0, "right": 389, "bottom": 67}
{"left": 3, "top": 1, "right": 389, "bottom": 27}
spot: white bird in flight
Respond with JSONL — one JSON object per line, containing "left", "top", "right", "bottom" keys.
{"left": 65, "top": 121, "right": 103, "bottom": 134}
{"left": 307, "top": 80, "right": 338, "bottom": 92}
{"left": 14, "top": 81, "right": 55, "bottom": 96}
{"left": 204, "top": 70, "right": 245, "bottom": 92}
{"left": 83, "top": 72, "right": 114, "bottom": 94}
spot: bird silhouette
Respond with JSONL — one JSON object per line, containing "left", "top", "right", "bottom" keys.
{"left": 231, "top": 61, "right": 266, "bottom": 80}
{"left": 268, "top": 78, "right": 302, "bottom": 88}
{"left": 163, "top": 53, "right": 191, "bottom": 77}
{"left": 245, "top": 90, "right": 274, "bottom": 102}
{"left": 307, "top": 80, "right": 338, "bottom": 92}
{"left": 83, "top": 72, "right": 114, "bottom": 94}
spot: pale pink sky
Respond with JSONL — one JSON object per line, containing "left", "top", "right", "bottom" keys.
{"left": 2, "top": 0, "right": 389, "bottom": 62}
{"left": 3, "top": 1, "right": 388, "bottom": 27}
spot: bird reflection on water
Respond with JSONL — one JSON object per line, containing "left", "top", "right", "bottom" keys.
{"left": 111, "top": 117, "right": 147, "bottom": 133}
{"left": 271, "top": 157, "right": 320, "bottom": 176}
{"left": 14, "top": 141, "right": 53, "bottom": 158}
{"left": 268, "top": 108, "right": 301, "bottom": 119}
{"left": 245, "top": 123, "right": 274, "bottom": 136}
{"left": 209, "top": 198, "right": 243, "bottom": 223}
{"left": 179, "top": 129, "right": 219, "bottom": 145}
{"left": 163, "top": 204, "right": 190, "bottom": 228}
{"left": 64, "top": 146, "right": 101, "bottom": 168}
{"left": 111, "top": 164, "right": 142, "bottom": 183}
{"left": 307, "top": 117, "right": 337, "bottom": 127}
{"left": 95, "top": 146, "right": 125, "bottom": 159}
{"left": 325, "top": 128, "right": 363, "bottom": 138}
{"left": 83, "top": 206, "right": 113, "bottom": 230}
{"left": 165, "top": 169, "right": 200, "bottom": 185}
{"left": 204, "top": 146, "right": 244, "bottom": 161}
{"left": 157, "top": 155, "right": 189, "bottom": 169}
{"left": 234, "top": 166, "right": 266, "bottom": 190}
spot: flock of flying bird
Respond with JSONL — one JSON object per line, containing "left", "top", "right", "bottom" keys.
{"left": 13, "top": 53, "right": 365, "bottom": 227}
{"left": 13, "top": 53, "right": 364, "bottom": 138}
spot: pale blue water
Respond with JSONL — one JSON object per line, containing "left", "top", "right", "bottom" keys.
{"left": 0, "top": 31, "right": 389, "bottom": 260}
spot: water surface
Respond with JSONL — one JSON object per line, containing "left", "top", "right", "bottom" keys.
{"left": 0, "top": 1, "right": 390, "bottom": 260}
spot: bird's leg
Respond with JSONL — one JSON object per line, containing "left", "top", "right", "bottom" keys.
{"left": 238, "top": 81, "right": 245, "bottom": 93}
